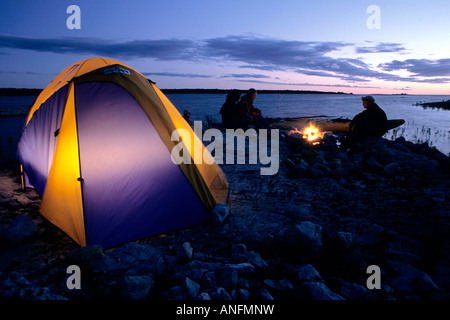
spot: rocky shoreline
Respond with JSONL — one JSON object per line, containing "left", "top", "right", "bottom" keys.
{"left": 0, "top": 129, "right": 449, "bottom": 301}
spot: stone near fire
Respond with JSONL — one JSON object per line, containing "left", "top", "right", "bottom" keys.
{"left": 285, "top": 158, "right": 309, "bottom": 178}
{"left": 364, "top": 156, "right": 384, "bottom": 172}
{"left": 384, "top": 162, "right": 402, "bottom": 176}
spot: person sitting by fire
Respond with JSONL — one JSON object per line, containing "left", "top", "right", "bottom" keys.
{"left": 238, "top": 88, "right": 272, "bottom": 130}
{"left": 220, "top": 89, "right": 243, "bottom": 129}
{"left": 341, "top": 95, "right": 388, "bottom": 151}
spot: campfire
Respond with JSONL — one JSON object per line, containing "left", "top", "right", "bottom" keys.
{"left": 288, "top": 123, "right": 327, "bottom": 145}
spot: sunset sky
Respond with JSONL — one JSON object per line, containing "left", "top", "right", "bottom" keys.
{"left": 1, "top": 0, "right": 449, "bottom": 94}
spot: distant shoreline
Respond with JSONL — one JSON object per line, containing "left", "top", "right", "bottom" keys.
{"left": 415, "top": 100, "right": 450, "bottom": 111}
{"left": 0, "top": 88, "right": 43, "bottom": 96}
{"left": 0, "top": 88, "right": 351, "bottom": 96}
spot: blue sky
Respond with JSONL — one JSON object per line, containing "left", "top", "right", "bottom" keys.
{"left": 1, "top": 0, "right": 450, "bottom": 94}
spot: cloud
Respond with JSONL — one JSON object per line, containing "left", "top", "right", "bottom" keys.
{"left": 203, "top": 35, "right": 349, "bottom": 70}
{"left": 238, "top": 65, "right": 282, "bottom": 72}
{"left": 0, "top": 70, "right": 42, "bottom": 75}
{"left": 221, "top": 73, "right": 271, "bottom": 79}
{"left": 0, "top": 34, "right": 196, "bottom": 60}
{"left": 379, "top": 58, "right": 450, "bottom": 77}
{"left": 355, "top": 42, "right": 406, "bottom": 53}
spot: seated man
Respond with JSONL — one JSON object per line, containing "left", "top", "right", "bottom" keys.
{"left": 342, "top": 95, "right": 388, "bottom": 150}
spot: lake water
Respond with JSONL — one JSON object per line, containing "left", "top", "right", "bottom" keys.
{"left": 1, "top": 93, "right": 449, "bottom": 157}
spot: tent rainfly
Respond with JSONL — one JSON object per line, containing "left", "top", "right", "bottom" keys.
{"left": 17, "top": 57, "right": 229, "bottom": 249}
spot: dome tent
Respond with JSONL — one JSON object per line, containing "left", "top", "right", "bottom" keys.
{"left": 17, "top": 57, "right": 228, "bottom": 249}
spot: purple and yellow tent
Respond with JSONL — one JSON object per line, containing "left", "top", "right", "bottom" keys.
{"left": 17, "top": 57, "right": 228, "bottom": 249}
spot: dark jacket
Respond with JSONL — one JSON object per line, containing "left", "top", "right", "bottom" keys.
{"left": 349, "top": 103, "right": 388, "bottom": 138}
{"left": 220, "top": 101, "right": 238, "bottom": 129}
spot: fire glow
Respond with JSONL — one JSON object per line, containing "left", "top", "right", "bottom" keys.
{"left": 288, "top": 123, "right": 326, "bottom": 145}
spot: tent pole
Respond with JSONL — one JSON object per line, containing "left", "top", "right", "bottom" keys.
{"left": 19, "top": 164, "right": 25, "bottom": 191}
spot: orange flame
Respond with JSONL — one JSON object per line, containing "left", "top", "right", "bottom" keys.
{"left": 302, "top": 123, "right": 325, "bottom": 142}
{"left": 287, "top": 128, "right": 302, "bottom": 136}
{"left": 288, "top": 123, "right": 325, "bottom": 145}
